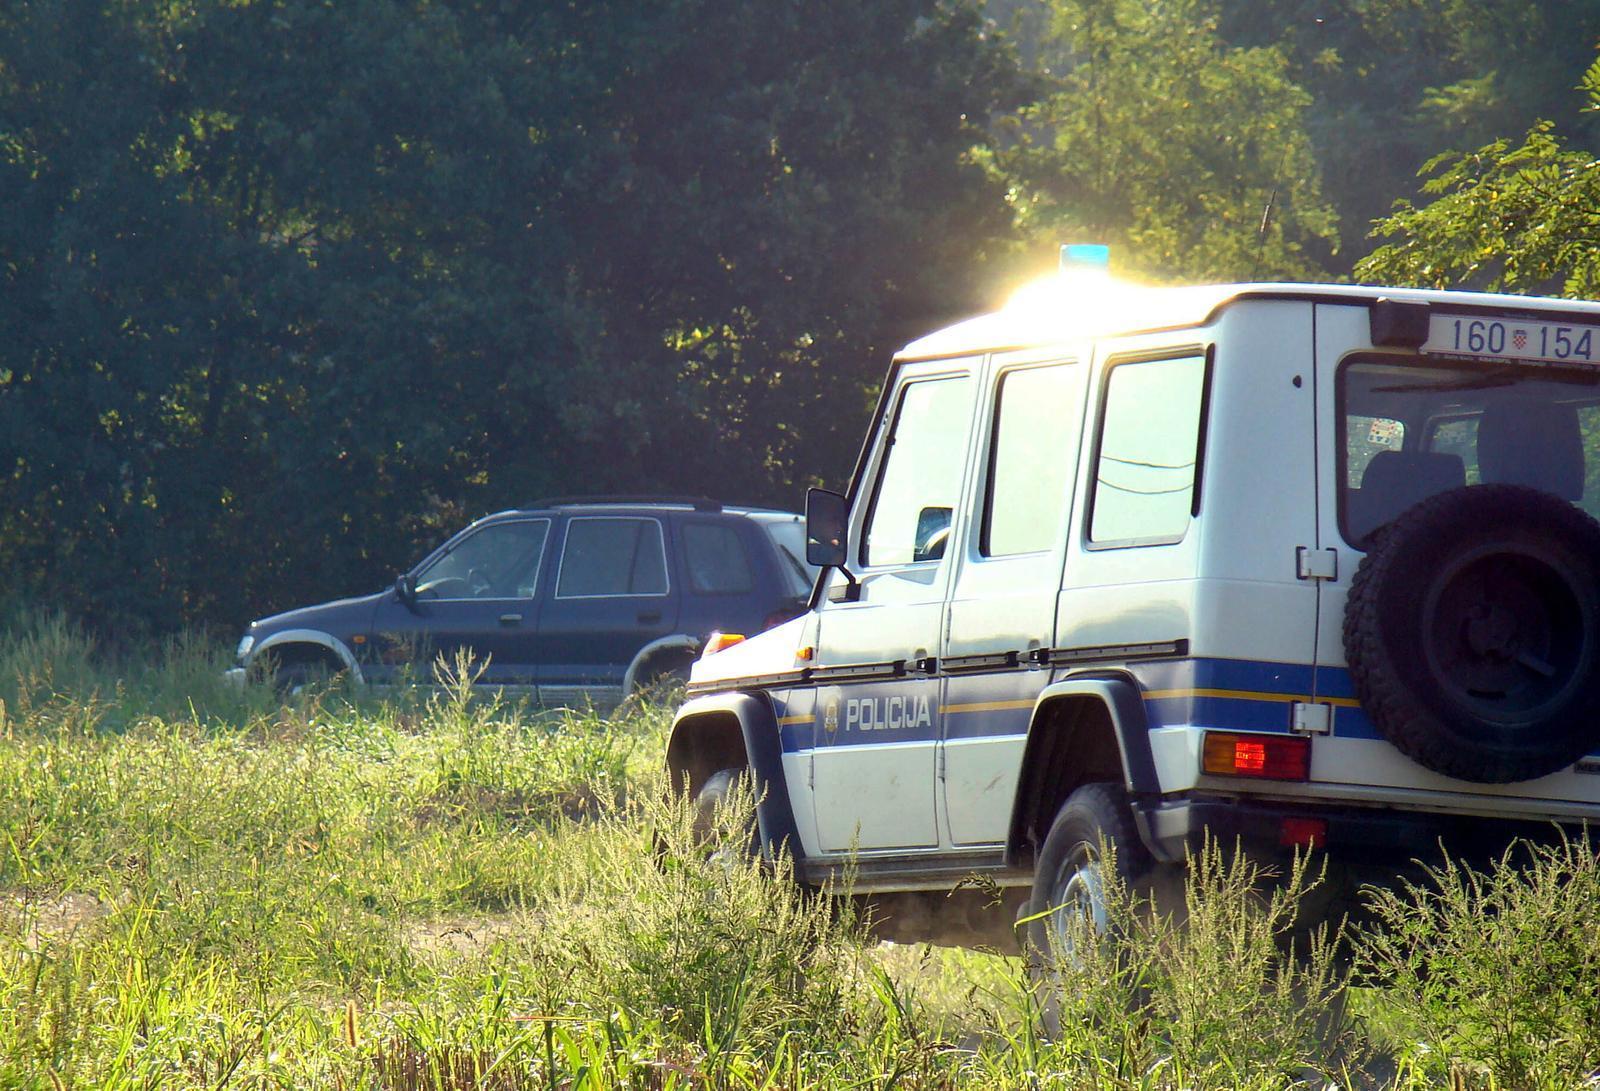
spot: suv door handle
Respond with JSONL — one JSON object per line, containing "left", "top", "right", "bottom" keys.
{"left": 637, "top": 611, "right": 662, "bottom": 624}
{"left": 499, "top": 613, "right": 523, "bottom": 626}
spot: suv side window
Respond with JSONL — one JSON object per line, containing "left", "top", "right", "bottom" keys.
{"left": 414, "top": 519, "right": 550, "bottom": 599}
{"left": 1089, "top": 355, "right": 1208, "bottom": 546}
{"left": 862, "top": 375, "right": 975, "bottom": 566}
{"left": 682, "top": 522, "right": 754, "bottom": 594}
{"left": 556, "top": 517, "right": 668, "bottom": 598}
{"left": 984, "top": 363, "right": 1080, "bottom": 556}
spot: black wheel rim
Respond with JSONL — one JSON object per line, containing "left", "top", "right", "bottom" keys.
{"left": 1422, "top": 542, "right": 1591, "bottom": 723}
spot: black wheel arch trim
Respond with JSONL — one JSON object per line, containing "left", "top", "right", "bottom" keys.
{"left": 1003, "top": 671, "right": 1159, "bottom": 868}
{"left": 667, "top": 691, "right": 807, "bottom": 882}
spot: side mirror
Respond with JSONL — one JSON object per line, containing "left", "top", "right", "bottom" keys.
{"left": 805, "top": 487, "right": 849, "bottom": 567}
{"left": 394, "top": 573, "right": 419, "bottom": 613}
{"left": 806, "top": 487, "right": 859, "bottom": 602}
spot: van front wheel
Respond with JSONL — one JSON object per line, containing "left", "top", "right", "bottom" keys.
{"left": 691, "top": 768, "right": 760, "bottom": 862}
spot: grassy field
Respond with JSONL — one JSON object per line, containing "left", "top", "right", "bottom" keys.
{"left": 4, "top": 613, "right": 1600, "bottom": 1089}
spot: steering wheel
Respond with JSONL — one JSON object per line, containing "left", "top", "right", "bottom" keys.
{"left": 415, "top": 575, "right": 468, "bottom": 598}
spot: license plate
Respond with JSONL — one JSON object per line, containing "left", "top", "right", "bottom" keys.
{"left": 1424, "top": 315, "right": 1600, "bottom": 367}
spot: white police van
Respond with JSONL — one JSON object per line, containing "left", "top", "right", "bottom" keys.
{"left": 667, "top": 268, "right": 1600, "bottom": 952}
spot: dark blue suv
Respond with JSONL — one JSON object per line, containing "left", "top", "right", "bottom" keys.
{"left": 228, "top": 498, "right": 816, "bottom": 705}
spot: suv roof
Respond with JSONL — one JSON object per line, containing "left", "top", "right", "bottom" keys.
{"left": 514, "top": 496, "right": 801, "bottom": 518}
{"left": 522, "top": 495, "right": 726, "bottom": 512}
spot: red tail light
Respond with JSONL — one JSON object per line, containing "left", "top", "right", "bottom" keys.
{"left": 1279, "top": 817, "right": 1327, "bottom": 848}
{"left": 1201, "top": 731, "right": 1311, "bottom": 781}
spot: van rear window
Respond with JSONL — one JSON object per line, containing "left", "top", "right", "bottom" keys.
{"left": 1339, "top": 358, "right": 1600, "bottom": 546}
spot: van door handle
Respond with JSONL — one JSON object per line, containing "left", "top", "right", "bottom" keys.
{"left": 499, "top": 613, "right": 523, "bottom": 626}
{"left": 637, "top": 611, "right": 662, "bottom": 624}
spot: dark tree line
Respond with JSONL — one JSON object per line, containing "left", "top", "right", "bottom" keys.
{"left": 1, "top": 0, "right": 1020, "bottom": 632}
{"left": 3, "top": 0, "right": 1598, "bottom": 634}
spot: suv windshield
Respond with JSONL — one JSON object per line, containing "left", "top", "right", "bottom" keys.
{"left": 1340, "top": 358, "right": 1600, "bottom": 546}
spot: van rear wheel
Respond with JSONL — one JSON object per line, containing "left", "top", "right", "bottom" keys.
{"left": 1025, "top": 782, "right": 1148, "bottom": 970}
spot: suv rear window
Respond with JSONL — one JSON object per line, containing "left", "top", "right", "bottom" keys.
{"left": 682, "top": 523, "right": 754, "bottom": 594}
{"left": 1339, "top": 358, "right": 1600, "bottom": 546}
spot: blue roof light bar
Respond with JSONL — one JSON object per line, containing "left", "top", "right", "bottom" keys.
{"left": 1061, "top": 243, "right": 1111, "bottom": 272}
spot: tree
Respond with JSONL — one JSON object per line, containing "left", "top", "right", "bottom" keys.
{"left": 1355, "top": 56, "right": 1600, "bottom": 298}
{"left": 0, "top": 0, "right": 1023, "bottom": 632}
{"left": 989, "top": 0, "right": 1337, "bottom": 282}
{"left": 1211, "top": 0, "right": 1600, "bottom": 277}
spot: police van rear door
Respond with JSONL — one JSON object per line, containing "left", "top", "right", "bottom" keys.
{"left": 1315, "top": 299, "right": 1600, "bottom": 802}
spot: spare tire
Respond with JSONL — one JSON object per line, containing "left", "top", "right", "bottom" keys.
{"left": 1345, "top": 484, "right": 1600, "bottom": 783}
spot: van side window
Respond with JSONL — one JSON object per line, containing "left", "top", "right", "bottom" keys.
{"left": 1089, "top": 355, "right": 1207, "bottom": 545}
{"left": 983, "top": 363, "right": 1080, "bottom": 556}
{"left": 862, "top": 375, "right": 974, "bottom": 566}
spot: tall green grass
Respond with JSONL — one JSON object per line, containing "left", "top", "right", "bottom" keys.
{"left": 3, "top": 613, "right": 1600, "bottom": 1088}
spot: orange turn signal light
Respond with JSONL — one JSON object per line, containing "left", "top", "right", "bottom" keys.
{"left": 1201, "top": 731, "right": 1311, "bottom": 781}
{"left": 701, "top": 632, "right": 746, "bottom": 657}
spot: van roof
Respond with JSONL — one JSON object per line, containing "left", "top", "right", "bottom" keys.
{"left": 897, "top": 281, "right": 1600, "bottom": 361}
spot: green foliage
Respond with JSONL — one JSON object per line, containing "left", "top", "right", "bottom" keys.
{"left": 1208, "top": 0, "right": 1600, "bottom": 276}
{"left": 1359, "top": 832, "right": 1600, "bottom": 1089}
{"left": 990, "top": 0, "right": 1339, "bottom": 281}
{"left": 1356, "top": 58, "right": 1600, "bottom": 297}
{"left": 0, "top": 0, "right": 1021, "bottom": 634}
{"left": 1026, "top": 839, "right": 1356, "bottom": 1087}
{"left": 12, "top": 0, "right": 1600, "bottom": 638}
{"left": 12, "top": 622, "right": 1600, "bottom": 1085}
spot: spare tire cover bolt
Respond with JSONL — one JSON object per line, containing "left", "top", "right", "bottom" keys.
{"left": 1465, "top": 606, "right": 1518, "bottom": 659}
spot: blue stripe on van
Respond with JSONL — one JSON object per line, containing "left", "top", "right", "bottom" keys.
{"left": 941, "top": 666, "right": 1040, "bottom": 741}
{"left": 766, "top": 657, "right": 1378, "bottom": 752}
